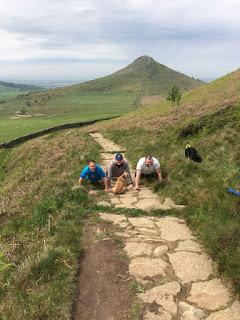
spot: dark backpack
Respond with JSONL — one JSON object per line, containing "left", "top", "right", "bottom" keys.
{"left": 185, "top": 145, "right": 202, "bottom": 163}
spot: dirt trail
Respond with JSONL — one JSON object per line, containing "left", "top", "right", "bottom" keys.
{"left": 74, "top": 132, "right": 239, "bottom": 320}
{"left": 73, "top": 223, "right": 136, "bottom": 320}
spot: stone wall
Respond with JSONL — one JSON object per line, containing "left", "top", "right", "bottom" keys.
{"left": 0, "top": 116, "right": 117, "bottom": 149}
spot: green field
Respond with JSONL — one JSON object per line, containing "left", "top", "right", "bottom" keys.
{"left": 0, "top": 90, "right": 136, "bottom": 143}
{"left": 0, "top": 85, "right": 29, "bottom": 102}
{"left": 0, "top": 56, "right": 203, "bottom": 143}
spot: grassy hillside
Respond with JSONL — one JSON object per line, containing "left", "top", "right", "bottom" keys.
{"left": 0, "top": 85, "right": 29, "bottom": 103}
{"left": 0, "top": 81, "right": 42, "bottom": 91}
{"left": 0, "top": 81, "right": 41, "bottom": 103}
{"left": 93, "top": 68, "right": 240, "bottom": 131}
{"left": 0, "top": 56, "right": 203, "bottom": 143}
{"left": 0, "top": 129, "right": 104, "bottom": 319}
{"left": 92, "top": 68, "right": 240, "bottom": 292}
{"left": 1, "top": 66, "right": 240, "bottom": 319}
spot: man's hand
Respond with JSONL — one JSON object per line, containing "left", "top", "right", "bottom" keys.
{"left": 127, "top": 183, "right": 133, "bottom": 191}
{"left": 158, "top": 177, "right": 166, "bottom": 185}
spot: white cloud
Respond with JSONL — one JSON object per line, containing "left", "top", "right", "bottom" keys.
{"left": 0, "top": 0, "right": 239, "bottom": 80}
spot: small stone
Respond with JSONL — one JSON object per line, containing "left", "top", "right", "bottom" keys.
{"left": 141, "top": 294, "right": 177, "bottom": 315}
{"left": 154, "top": 245, "right": 168, "bottom": 257}
{"left": 162, "top": 198, "right": 186, "bottom": 209}
{"left": 175, "top": 240, "right": 202, "bottom": 253}
{"left": 137, "top": 228, "right": 159, "bottom": 235}
{"left": 187, "top": 279, "right": 232, "bottom": 311}
{"left": 118, "top": 222, "right": 129, "bottom": 228}
{"left": 97, "top": 201, "right": 112, "bottom": 208}
{"left": 138, "top": 188, "right": 159, "bottom": 198}
{"left": 161, "top": 216, "right": 185, "bottom": 223}
{"left": 139, "top": 282, "right": 181, "bottom": 298}
{"left": 168, "top": 251, "right": 213, "bottom": 283}
{"left": 88, "top": 189, "right": 98, "bottom": 195}
{"left": 99, "top": 212, "right": 126, "bottom": 225}
{"left": 129, "top": 217, "right": 155, "bottom": 228}
{"left": 114, "top": 232, "right": 130, "bottom": 238}
{"left": 129, "top": 257, "right": 167, "bottom": 280}
{"left": 110, "top": 197, "right": 121, "bottom": 205}
{"left": 135, "top": 199, "right": 163, "bottom": 210}
{"left": 156, "top": 217, "right": 193, "bottom": 242}
{"left": 115, "top": 204, "right": 136, "bottom": 209}
{"left": 124, "top": 241, "right": 153, "bottom": 257}
{"left": 139, "top": 282, "right": 181, "bottom": 315}
{"left": 179, "top": 302, "right": 205, "bottom": 320}
{"left": 206, "top": 301, "right": 240, "bottom": 320}
{"left": 119, "top": 193, "right": 138, "bottom": 202}
{"left": 128, "top": 236, "right": 163, "bottom": 243}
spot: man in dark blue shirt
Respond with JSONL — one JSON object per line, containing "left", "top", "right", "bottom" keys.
{"left": 79, "top": 160, "right": 108, "bottom": 191}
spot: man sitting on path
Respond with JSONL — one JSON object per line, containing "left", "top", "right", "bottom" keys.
{"left": 106, "top": 153, "right": 133, "bottom": 189}
{"left": 79, "top": 160, "right": 108, "bottom": 191}
{"left": 135, "top": 155, "right": 163, "bottom": 190}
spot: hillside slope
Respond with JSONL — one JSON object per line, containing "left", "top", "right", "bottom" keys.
{"left": 90, "top": 68, "right": 240, "bottom": 292}
{"left": 0, "top": 56, "right": 203, "bottom": 117}
{"left": 0, "top": 129, "right": 103, "bottom": 319}
{"left": 0, "top": 81, "right": 41, "bottom": 104}
{"left": 93, "top": 67, "right": 240, "bottom": 131}
{"left": 0, "top": 56, "right": 204, "bottom": 144}
{"left": 0, "top": 81, "right": 42, "bottom": 91}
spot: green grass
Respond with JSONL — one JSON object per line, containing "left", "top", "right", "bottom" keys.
{"left": 0, "top": 129, "right": 103, "bottom": 319}
{"left": 0, "top": 89, "right": 136, "bottom": 143}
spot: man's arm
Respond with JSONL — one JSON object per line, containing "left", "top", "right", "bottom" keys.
{"left": 107, "top": 162, "right": 113, "bottom": 187}
{"left": 125, "top": 161, "right": 133, "bottom": 184}
{"left": 102, "top": 177, "right": 109, "bottom": 191}
{"left": 135, "top": 169, "right": 141, "bottom": 190}
{"left": 99, "top": 166, "right": 109, "bottom": 191}
{"left": 156, "top": 167, "right": 163, "bottom": 182}
{"left": 79, "top": 167, "right": 87, "bottom": 185}
{"left": 79, "top": 177, "right": 84, "bottom": 185}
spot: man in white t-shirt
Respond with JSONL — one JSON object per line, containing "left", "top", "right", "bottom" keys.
{"left": 135, "top": 155, "right": 163, "bottom": 190}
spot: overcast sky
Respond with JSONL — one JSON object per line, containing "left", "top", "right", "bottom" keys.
{"left": 0, "top": 0, "right": 240, "bottom": 82}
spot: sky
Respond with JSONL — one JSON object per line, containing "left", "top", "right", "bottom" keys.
{"left": 0, "top": 0, "right": 240, "bottom": 82}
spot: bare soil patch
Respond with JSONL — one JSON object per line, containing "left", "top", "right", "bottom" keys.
{"left": 141, "top": 95, "right": 164, "bottom": 106}
{"left": 72, "top": 221, "right": 138, "bottom": 320}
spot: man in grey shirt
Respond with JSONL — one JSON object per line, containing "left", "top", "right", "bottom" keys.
{"left": 106, "top": 153, "right": 133, "bottom": 189}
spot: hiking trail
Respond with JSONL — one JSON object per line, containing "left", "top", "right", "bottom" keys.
{"left": 74, "top": 132, "right": 239, "bottom": 320}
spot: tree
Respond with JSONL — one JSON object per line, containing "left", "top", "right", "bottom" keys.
{"left": 167, "top": 85, "right": 181, "bottom": 106}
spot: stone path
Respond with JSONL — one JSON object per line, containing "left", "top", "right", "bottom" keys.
{"left": 90, "top": 132, "right": 239, "bottom": 319}
{"left": 90, "top": 132, "right": 185, "bottom": 211}
{"left": 99, "top": 213, "right": 239, "bottom": 320}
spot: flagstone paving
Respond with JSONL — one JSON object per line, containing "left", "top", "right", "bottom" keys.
{"left": 91, "top": 133, "right": 239, "bottom": 319}
{"left": 99, "top": 212, "right": 238, "bottom": 320}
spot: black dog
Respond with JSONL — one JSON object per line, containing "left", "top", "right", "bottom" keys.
{"left": 185, "top": 144, "right": 202, "bottom": 162}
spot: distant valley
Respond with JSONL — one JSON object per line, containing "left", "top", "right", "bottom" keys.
{"left": 0, "top": 56, "right": 203, "bottom": 143}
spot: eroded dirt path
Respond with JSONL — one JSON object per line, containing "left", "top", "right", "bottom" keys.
{"left": 73, "top": 222, "right": 137, "bottom": 320}
{"left": 74, "top": 132, "right": 239, "bottom": 320}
